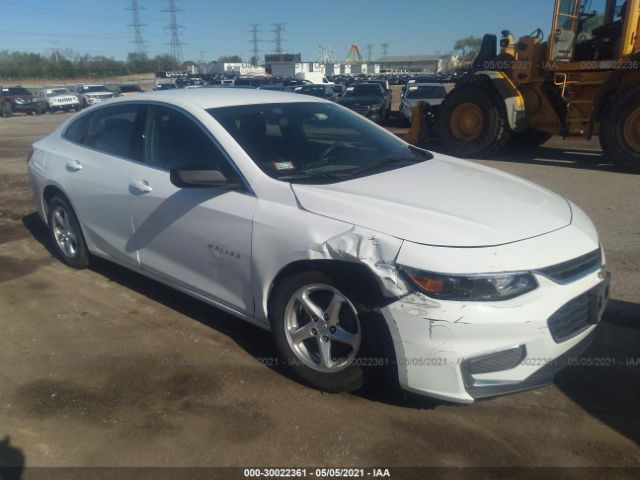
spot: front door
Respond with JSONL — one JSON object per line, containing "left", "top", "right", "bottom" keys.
{"left": 127, "top": 104, "right": 257, "bottom": 314}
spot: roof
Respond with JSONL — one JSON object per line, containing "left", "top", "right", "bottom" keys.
{"left": 376, "top": 55, "right": 441, "bottom": 63}
{"left": 119, "top": 87, "right": 325, "bottom": 110}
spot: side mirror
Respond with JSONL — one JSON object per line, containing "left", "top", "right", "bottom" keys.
{"left": 170, "top": 168, "right": 242, "bottom": 189}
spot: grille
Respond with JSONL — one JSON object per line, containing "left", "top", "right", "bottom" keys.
{"left": 547, "top": 288, "right": 596, "bottom": 343}
{"left": 538, "top": 249, "right": 601, "bottom": 283}
{"left": 348, "top": 105, "right": 370, "bottom": 115}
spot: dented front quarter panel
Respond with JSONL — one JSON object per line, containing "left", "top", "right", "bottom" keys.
{"left": 250, "top": 181, "right": 407, "bottom": 326}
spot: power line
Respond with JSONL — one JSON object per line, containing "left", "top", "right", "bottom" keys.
{"left": 126, "top": 0, "right": 146, "bottom": 55}
{"left": 163, "top": 0, "right": 184, "bottom": 63}
{"left": 365, "top": 44, "right": 373, "bottom": 62}
{"left": 381, "top": 42, "right": 390, "bottom": 58}
{"left": 270, "top": 23, "right": 286, "bottom": 55}
{"left": 248, "top": 23, "right": 261, "bottom": 65}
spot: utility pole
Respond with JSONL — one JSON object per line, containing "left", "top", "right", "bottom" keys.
{"left": 249, "top": 23, "right": 261, "bottom": 65}
{"left": 50, "top": 40, "right": 60, "bottom": 64}
{"left": 381, "top": 42, "right": 390, "bottom": 58}
{"left": 270, "top": 23, "right": 286, "bottom": 55}
{"left": 163, "top": 0, "right": 184, "bottom": 63}
{"left": 365, "top": 44, "right": 373, "bottom": 62}
{"left": 126, "top": 0, "right": 146, "bottom": 55}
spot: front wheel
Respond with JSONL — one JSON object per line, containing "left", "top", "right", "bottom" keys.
{"left": 600, "top": 85, "right": 640, "bottom": 173}
{"left": 437, "top": 83, "right": 511, "bottom": 158}
{"left": 270, "top": 271, "right": 386, "bottom": 393}
{"left": 47, "top": 195, "right": 90, "bottom": 268}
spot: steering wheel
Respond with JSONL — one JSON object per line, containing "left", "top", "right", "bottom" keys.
{"left": 318, "top": 143, "right": 347, "bottom": 163}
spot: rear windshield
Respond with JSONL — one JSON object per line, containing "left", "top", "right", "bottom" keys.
{"left": 406, "top": 85, "right": 446, "bottom": 99}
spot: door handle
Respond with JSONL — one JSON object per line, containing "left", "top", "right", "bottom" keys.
{"left": 65, "top": 160, "right": 82, "bottom": 171}
{"left": 130, "top": 180, "right": 152, "bottom": 193}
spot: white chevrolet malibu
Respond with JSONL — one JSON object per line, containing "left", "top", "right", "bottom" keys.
{"left": 28, "top": 89, "right": 610, "bottom": 403}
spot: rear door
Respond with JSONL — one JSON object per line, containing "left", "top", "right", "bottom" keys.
{"left": 127, "top": 104, "right": 257, "bottom": 313}
{"left": 59, "top": 103, "right": 143, "bottom": 266}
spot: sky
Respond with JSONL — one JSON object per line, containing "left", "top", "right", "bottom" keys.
{"left": 0, "top": 0, "right": 556, "bottom": 62}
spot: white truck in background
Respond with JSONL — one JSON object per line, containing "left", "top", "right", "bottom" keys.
{"left": 295, "top": 72, "right": 333, "bottom": 85}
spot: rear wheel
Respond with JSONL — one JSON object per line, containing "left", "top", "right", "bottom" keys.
{"left": 47, "top": 195, "right": 90, "bottom": 269}
{"left": 437, "top": 83, "right": 511, "bottom": 158}
{"left": 270, "top": 271, "right": 389, "bottom": 393}
{"left": 600, "top": 85, "right": 640, "bottom": 173}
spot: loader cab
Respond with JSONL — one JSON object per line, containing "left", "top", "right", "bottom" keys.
{"left": 548, "top": 0, "right": 635, "bottom": 64}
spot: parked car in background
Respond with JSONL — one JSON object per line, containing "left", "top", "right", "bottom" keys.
{"left": 36, "top": 87, "right": 80, "bottom": 113}
{"left": 1, "top": 86, "right": 40, "bottom": 116}
{"left": 73, "top": 85, "right": 114, "bottom": 108}
{"left": 28, "top": 88, "right": 609, "bottom": 404}
{"left": 331, "top": 84, "right": 345, "bottom": 98}
{"left": 114, "top": 84, "right": 143, "bottom": 96}
{"left": 154, "top": 83, "right": 177, "bottom": 91}
{"left": 359, "top": 80, "right": 392, "bottom": 115}
{"left": 295, "top": 84, "right": 338, "bottom": 101}
{"left": 257, "top": 84, "right": 295, "bottom": 92}
{"left": 339, "top": 83, "right": 387, "bottom": 123}
{"left": 399, "top": 83, "right": 449, "bottom": 124}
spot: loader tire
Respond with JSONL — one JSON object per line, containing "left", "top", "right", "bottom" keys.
{"left": 600, "top": 85, "right": 640, "bottom": 174}
{"left": 437, "top": 83, "right": 510, "bottom": 158}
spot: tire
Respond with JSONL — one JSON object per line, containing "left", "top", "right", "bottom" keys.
{"left": 437, "top": 82, "right": 511, "bottom": 158}
{"left": 600, "top": 85, "right": 640, "bottom": 173}
{"left": 47, "top": 195, "right": 90, "bottom": 269}
{"left": 508, "top": 129, "right": 553, "bottom": 149}
{"left": 269, "top": 271, "right": 389, "bottom": 393}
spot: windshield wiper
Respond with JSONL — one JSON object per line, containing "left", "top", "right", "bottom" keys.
{"left": 278, "top": 171, "right": 352, "bottom": 181}
{"left": 345, "top": 151, "right": 429, "bottom": 177}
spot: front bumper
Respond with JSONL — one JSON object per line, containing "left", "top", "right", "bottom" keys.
{"left": 380, "top": 261, "right": 609, "bottom": 404}
{"left": 49, "top": 102, "right": 79, "bottom": 111}
{"left": 11, "top": 102, "right": 39, "bottom": 112}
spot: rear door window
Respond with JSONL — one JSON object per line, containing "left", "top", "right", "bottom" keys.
{"left": 63, "top": 104, "right": 142, "bottom": 159}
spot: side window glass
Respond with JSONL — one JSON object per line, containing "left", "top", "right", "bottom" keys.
{"left": 83, "top": 104, "right": 141, "bottom": 158}
{"left": 143, "top": 105, "right": 237, "bottom": 178}
{"left": 64, "top": 113, "right": 91, "bottom": 144}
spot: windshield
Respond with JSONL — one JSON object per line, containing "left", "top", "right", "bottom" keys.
{"left": 47, "top": 88, "right": 70, "bottom": 96}
{"left": 208, "top": 102, "right": 430, "bottom": 183}
{"left": 4, "top": 87, "right": 31, "bottom": 96}
{"left": 343, "top": 84, "right": 382, "bottom": 98}
{"left": 406, "top": 85, "right": 445, "bottom": 99}
{"left": 83, "top": 85, "right": 109, "bottom": 93}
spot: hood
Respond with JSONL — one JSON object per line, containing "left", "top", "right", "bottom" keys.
{"left": 291, "top": 156, "right": 572, "bottom": 247}
{"left": 340, "top": 96, "right": 384, "bottom": 106}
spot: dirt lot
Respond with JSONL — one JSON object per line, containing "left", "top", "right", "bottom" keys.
{"left": 0, "top": 112, "right": 639, "bottom": 474}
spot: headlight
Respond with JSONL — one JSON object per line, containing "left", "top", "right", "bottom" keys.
{"left": 401, "top": 268, "right": 538, "bottom": 301}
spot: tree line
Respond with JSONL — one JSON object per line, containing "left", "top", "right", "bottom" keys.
{"left": 0, "top": 51, "right": 185, "bottom": 80}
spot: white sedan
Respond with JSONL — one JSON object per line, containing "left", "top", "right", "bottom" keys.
{"left": 28, "top": 89, "right": 610, "bottom": 403}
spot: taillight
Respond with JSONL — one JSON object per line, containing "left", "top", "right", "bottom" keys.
{"left": 27, "top": 148, "right": 34, "bottom": 163}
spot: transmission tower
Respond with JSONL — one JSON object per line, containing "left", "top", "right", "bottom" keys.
{"left": 381, "top": 42, "right": 390, "bottom": 58}
{"left": 317, "top": 44, "right": 336, "bottom": 64}
{"left": 163, "top": 0, "right": 184, "bottom": 63}
{"left": 270, "top": 23, "right": 286, "bottom": 55}
{"left": 249, "top": 24, "right": 261, "bottom": 65}
{"left": 126, "top": 0, "right": 146, "bottom": 55}
{"left": 365, "top": 44, "right": 373, "bottom": 62}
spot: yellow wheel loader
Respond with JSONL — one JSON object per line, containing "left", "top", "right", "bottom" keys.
{"left": 428, "top": 0, "right": 640, "bottom": 172}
